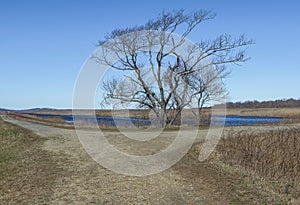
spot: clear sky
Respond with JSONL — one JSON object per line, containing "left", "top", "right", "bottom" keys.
{"left": 0, "top": 0, "right": 299, "bottom": 109}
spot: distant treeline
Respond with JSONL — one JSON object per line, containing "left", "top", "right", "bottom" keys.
{"left": 221, "top": 98, "right": 300, "bottom": 109}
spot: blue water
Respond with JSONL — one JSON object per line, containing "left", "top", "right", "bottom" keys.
{"left": 33, "top": 113, "right": 283, "bottom": 127}
{"left": 219, "top": 116, "right": 282, "bottom": 126}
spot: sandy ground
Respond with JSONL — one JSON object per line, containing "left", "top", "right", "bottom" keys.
{"left": 2, "top": 115, "right": 299, "bottom": 204}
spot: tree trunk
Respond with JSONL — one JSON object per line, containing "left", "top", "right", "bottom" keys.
{"left": 172, "top": 109, "right": 182, "bottom": 126}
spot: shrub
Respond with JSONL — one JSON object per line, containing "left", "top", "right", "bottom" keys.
{"left": 217, "top": 128, "right": 300, "bottom": 183}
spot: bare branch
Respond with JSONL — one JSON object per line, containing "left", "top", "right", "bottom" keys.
{"left": 98, "top": 10, "right": 253, "bottom": 126}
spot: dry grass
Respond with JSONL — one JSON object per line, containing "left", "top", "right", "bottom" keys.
{"left": 224, "top": 107, "right": 300, "bottom": 119}
{"left": 2, "top": 114, "right": 300, "bottom": 204}
{"left": 0, "top": 118, "right": 70, "bottom": 204}
{"left": 216, "top": 128, "right": 300, "bottom": 200}
{"left": 36, "top": 109, "right": 151, "bottom": 118}
{"left": 7, "top": 112, "right": 74, "bottom": 128}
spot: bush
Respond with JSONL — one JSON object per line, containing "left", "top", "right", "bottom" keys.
{"left": 217, "top": 128, "right": 300, "bottom": 183}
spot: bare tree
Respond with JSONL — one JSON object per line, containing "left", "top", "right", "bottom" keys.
{"left": 97, "top": 10, "right": 254, "bottom": 127}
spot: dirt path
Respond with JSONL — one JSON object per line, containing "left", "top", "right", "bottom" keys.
{"left": 2, "top": 115, "right": 298, "bottom": 204}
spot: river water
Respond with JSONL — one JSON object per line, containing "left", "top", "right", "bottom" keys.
{"left": 33, "top": 113, "right": 283, "bottom": 127}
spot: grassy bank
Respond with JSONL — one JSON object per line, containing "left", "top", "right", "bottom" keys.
{"left": 0, "top": 118, "right": 69, "bottom": 204}
{"left": 7, "top": 112, "right": 74, "bottom": 128}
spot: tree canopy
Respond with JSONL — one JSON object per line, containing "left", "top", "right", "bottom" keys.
{"left": 97, "top": 10, "right": 254, "bottom": 126}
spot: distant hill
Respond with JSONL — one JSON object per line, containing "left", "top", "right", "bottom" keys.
{"left": 223, "top": 98, "right": 300, "bottom": 109}
{"left": 0, "top": 108, "right": 11, "bottom": 112}
{"left": 0, "top": 108, "right": 59, "bottom": 113}
{"left": 18, "top": 108, "right": 59, "bottom": 113}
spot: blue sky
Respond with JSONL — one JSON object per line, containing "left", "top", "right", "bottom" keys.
{"left": 0, "top": 0, "right": 299, "bottom": 109}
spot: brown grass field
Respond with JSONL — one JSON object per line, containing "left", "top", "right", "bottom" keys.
{"left": 1, "top": 107, "right": 300, "bottom": 204}
{"left": 225, "top": 107, "right": 300, "bottom": 119}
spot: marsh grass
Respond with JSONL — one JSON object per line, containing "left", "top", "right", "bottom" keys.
{"left": 216, "top": 128, "right": 300, "bottom": 200}
{"left": 224, "top": 107, "right": 300, "bottom": 120}
{"left": 218, "top": 128, "right": 300, "bottom": 182}
{"left": 7, "top": 112, "right": 74, "bottom": 128}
